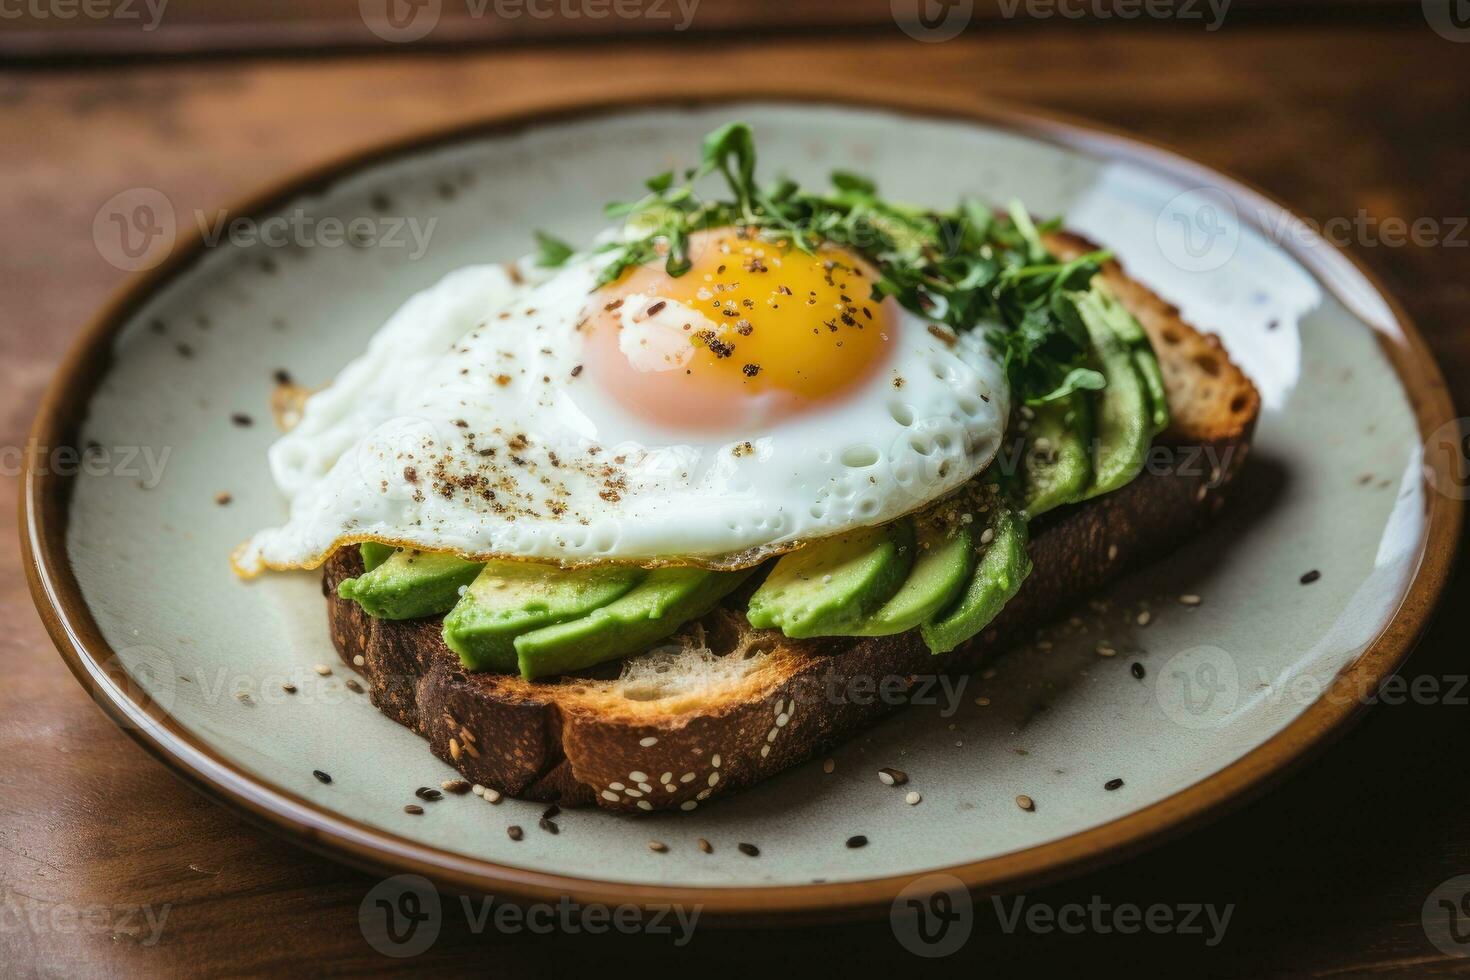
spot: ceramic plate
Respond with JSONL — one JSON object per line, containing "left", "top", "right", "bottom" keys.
{"left": 23, "top": 96, "right": 1460, "bottom": 921}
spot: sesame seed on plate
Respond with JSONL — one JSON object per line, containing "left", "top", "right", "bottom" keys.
{"left": 442, "top": 779, "right": 471, "bottom": 794}
{"left": 648, "top": 840, "right": 668, "bottom": 853}
{"left": 484, "top": 788, "right": 501, "bottom": 804}
{"left": 1095, "top": 643, "right": 1117, "bottom": 657}
{"left": 698, "top": 838, "right": 712, "bottom": 853}
{"left": 1016, "top": 794, "right": 1035, "bottom": 812}
{"left": 403, "top": 804, "right": 424, "bottom": 815}
{"left": 1131, "top": 662, "right": 1146, "bottom": 680}
{"left": 878, "top": 767, "right": 908, "bottom": 786}
{"left": 281, "top": 683, "right": 297, "bottom": 694}
{"left": 472, "top": 784, "right": 485, "bottom": 797}
{"left": 1178, "top": 594, "right": 1202, "bottom": 606}
{"left": 1136, "top": 610, "right": 1152, "bottom": 627}
{"left": 507, "top": 825, "right": 523, "bottom": 841}
{"left": 313, "top": 664, "right": 332, "bottom": 676}
{"left": 905, "top": 791, "right": 922, "bottom": 805}
{"left": 1300, "top": 569, "right": 1321, "bottom": 584}
{"left": 415, "top": 787, "right": 442, "bottom": 802}
{"left": 738, "top": 842, "right": 760, "bottom": 857}
{"left": 312, "top": 770, "right": 332, "bottom": 784}
{"left": 846, "top": 835, "right": 868, "bottom": 848}
{"left": 539, "top": 817, "right": 559, "bottom": 834}
{"left": 1105, "top": 778, "right": 1125, "bottom": 791}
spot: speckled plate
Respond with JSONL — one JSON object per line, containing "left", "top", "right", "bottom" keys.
{"left": 23, "top": 95, "right": 1460, "bottom": 922}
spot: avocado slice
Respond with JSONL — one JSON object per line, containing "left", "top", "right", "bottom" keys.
{"left": 514, "top": 567, "right": 757, "bottom": 680}
{"left": 1074, "top": 286, "right": 1151, "bottom": 500}
{"left": 920, "top": 505, "right": 1031, "bottom": 655}
{"left": 337, "top": 548, "right": 485, "bottom": 620}
{"left": 1018, "top": 394, "right": 1093, "bottom": 518}
{"left": 852, "top": 519, "right": 977, "bottom": 636}
{"left": 442, "top": 562, "right": 645, "bottom": 672}
{"left": 1134, "top": 347, "right": 1170, "bottom": 437}
{"left": 747, "top": 521, "right": 916, "bottom": 639}
{"left": 359, "top": 541, "right": 396, "bottom": 572}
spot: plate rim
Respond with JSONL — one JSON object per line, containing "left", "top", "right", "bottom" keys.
{"left": 21, "top": 89, "right": 1462, "bottom": 924}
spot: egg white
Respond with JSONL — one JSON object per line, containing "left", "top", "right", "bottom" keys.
{"left": 235, "top": 252, "right": 1010, "bottom": 574}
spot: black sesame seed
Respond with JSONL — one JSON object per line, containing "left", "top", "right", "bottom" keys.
{"left": 737, "top": 842, "right": 760, "bottom": 857}
{"left": 845, "top": 835, "right": 868, "bottom": 849}
{"left": 415, "top": 787, "right": 442, "bottom": 802}
{"left": 1104, "top": 778, "right": 1125, "bottom": 791}
{"left": 1130, "top": 662, "right": 1146, "bottom": 680}
{"left": 542, "top": 804, "right": 561, "bottom": 820}
{"left": 403, "top": 804, "right": 424, "bottom": 815}
{"left": 312, "top": 770, "right": 332, "bottom": 784}
{"left": 507, "top": 825, "right": 524, "bottom": 841}
{"left": 1300, "top": 569, "right": 1321, "bottom": 585}
{"left": 539, "top": 817, "right": 560, "bottom": 835}
{"left": 230, "top": 412, "right": 253, "bottom": 427}
{"left": 273, "top": 368, "right": 292, "bottom": 385}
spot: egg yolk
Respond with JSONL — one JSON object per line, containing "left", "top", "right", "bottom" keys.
{"left": 584, "top": 228, "right": 898, "bottom": 432}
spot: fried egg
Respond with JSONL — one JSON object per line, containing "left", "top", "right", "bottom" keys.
{"left": 235, "top": 228, "right": 1009, "bottom": 574}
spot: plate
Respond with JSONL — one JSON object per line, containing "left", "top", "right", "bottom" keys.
{"left": 23, "top": 95, "right": 1460, "bottom": 922}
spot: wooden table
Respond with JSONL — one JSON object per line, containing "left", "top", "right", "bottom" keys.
{"left": 4, "top": 18, "right": 1469, "bottom": 977}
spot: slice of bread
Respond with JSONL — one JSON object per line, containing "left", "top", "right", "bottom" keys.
{"left": 322, "top": 232, "right": 1260, "bottom": 813}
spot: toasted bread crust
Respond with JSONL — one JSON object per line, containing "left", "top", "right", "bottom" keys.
{"left": 323, "top": 234, "right": 1259, "bottom": 813}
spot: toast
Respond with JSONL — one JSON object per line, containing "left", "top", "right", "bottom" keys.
{"left": 322, "top": 231, "right": 1260, "bottom": 812}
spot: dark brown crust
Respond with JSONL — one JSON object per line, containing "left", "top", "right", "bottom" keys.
{"left": 323, "top": 237, "right": 1260, "bottom": 814}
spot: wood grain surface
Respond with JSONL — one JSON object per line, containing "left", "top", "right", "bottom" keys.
{"left": 4, "top": 21, "right": 1470, "bottom": 977}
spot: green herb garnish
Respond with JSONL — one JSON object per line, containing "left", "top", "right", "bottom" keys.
{"left": 536, "top": 123, "right": 1112, "bottom": 404}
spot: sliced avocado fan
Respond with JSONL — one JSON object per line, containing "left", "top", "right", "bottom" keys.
{"left": 1016, "top": 393, "right": 1094, "bottom": 518}
{"left": 851, "top": 516, "right": 978, "bottom": 637}
{"left": 920, "top": 501, "right": 1031, "bottom": 655}
{"left": 442, "top": 562, "right": 646, "bottom": 673}
{"left": 514, "top": 566, "right": 757, "bottom": 680}
{"left": 747, "top": 521, "right": 916, "bottom": 639}
{"left": 1073, "top": 284, "right": 1154, "bottom": 500}
{"left": 338, "top": 547, "right": 485, "bottom": 620}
